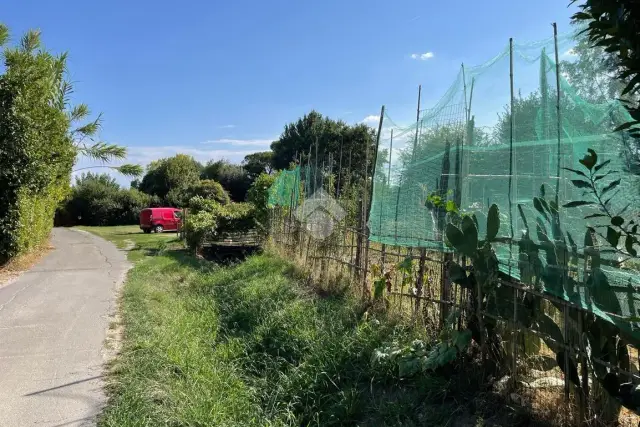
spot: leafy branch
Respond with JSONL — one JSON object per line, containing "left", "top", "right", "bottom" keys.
{"left": 563, "top": 149, "right": 638, "bottom": 258}
{"left": 0, "top": 23, "right": 8, "bottom": 47}
{"left": 72, "top": 164, "right": 143, "bottom": 177}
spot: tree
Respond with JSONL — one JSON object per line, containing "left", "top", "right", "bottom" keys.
{"left": 571, "top": 1, "right": 640, "bottom": 139}
{"left": 201, "top": 159, "right": 251, "bottom": 202}
{"left": 165, "top": 179, "right": 230, "bottom": 207}
{"left": 243, "top": 151, "right": 274, "bottom": 179}
{"left": 270, "top": 110, "right": 376, "bottom": 195}
{"left": 561, "top": 36, "right": 623, "bottom": 104}
{"left": 560, "top": 26, "right": 640, "bottom": 174}
{"left": 138, "top": 154, "right": 202, "bottom": 199}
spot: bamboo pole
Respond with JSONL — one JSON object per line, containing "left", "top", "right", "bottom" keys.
{"left": 508, "top": 38, "right": 515, "bottom": 243}
{"left": 411, "top": 85, "right": 422, "bottom": 158}
{"left": 553, "top": 22, "right": 562, "bottom": 206}
{"left": 337, "top": 136, "right": 343, "bottom": 198}
{"left": 378, "top": 128, "right": 393, "bottom": 242}
{"left": 368, "top": 105, "right": 385, "bottom": 223}
{"left": 361, "top": 107, "right": 383, "bottom": 299}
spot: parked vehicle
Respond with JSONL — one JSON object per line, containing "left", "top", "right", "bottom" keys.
{"left": 139, "top": 207, "right": 182, "bottom": 233}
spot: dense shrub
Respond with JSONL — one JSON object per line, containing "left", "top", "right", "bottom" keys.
{"left": 165, "top": 179, "right": 230, "bottom": 208}
{"left": 184, "top": 197, "right": 255, "bottom": 251}
{"left": 0, "top": 28, "right": 76, "bottom": 263}
{"left": 55, "top": 173, "right": 154, "bottom": 226}
{"left": 247, "top": 172, "right": 278, "bottom": 234}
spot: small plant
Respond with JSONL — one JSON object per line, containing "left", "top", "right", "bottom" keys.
{"left": 372, "top": 311, "right": 472, "bottom": 378}
{"left": 371, "top": 256, "right": 413, "bottom": 301}
{"left": 425, "top": 189, "right": 458, "bottom": 214}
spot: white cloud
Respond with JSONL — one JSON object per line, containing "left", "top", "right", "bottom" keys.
{"left": 362, "top": 115, "right": 380, "bottom": 124}
{"left": 126, "top": 145, "right": 256, "bottom": 165}
{"left": 202, "top": 138, "right": 274, "bottom": 147}
{"left": 562, "top": 49, "right": 578, "bottom": 58}
{"left": 411, "top": 51, "right": 434, "bottom": 60}
{"left": 218, "top": 124, "right": 236, "bottom": 129}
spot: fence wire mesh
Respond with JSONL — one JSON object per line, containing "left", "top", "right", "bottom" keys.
{"left": 266, "top": 25, "right": 640, "bottom": 426}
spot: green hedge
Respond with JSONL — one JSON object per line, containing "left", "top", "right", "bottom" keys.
{"left": 55, "top": 173, "right": 159, "bottom": 227}
{"left": 0, "top": 28, "right": 76, "bottom": 263}
{"left": 17, "top": 186, "right": 67, "bottom": 254}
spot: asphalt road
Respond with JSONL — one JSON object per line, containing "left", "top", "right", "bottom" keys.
{"left": 0, "top": 228, "right": 129, "bottom": 427}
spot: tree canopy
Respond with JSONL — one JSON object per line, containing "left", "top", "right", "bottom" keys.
{"left": 137, "top": 154, "right": 203, "bottom": 199}
{"left": 201, "top": 159, "right": 252, "bottom": 202}
{"left": 571, "top": 0, "right": 640, "bottom": 139}
{"left": 165, "top": 179, "right": 230, "bottom": 208}
{"left": 270, "top": 110, "right": 376, "bottom": 195}
{"left": 243, "top": 151, "right": 274, "bottom": 179}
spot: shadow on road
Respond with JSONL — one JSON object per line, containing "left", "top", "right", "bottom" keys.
{"left": 24, "top": 375, "right": 102, "bottom": 397}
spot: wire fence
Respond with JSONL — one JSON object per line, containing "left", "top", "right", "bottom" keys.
{"left": 269, "top": 206, "right": 640, "bottom": 426}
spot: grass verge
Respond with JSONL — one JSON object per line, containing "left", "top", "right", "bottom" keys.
{"left": 0, "top": 239, "right": 53, "bottom": 287}
{"left": 86, "top": 225, "right": 543, "bottom": 427}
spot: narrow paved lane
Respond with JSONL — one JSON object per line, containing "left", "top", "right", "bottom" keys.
{"left": 0, "top": 228, "right": 129, "bottom": 427}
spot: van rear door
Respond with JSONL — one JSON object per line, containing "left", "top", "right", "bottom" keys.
{"left": 140, "top": 209, "right": 153, "bottom": 228}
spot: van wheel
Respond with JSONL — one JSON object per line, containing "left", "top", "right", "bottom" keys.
{"left": 143, "top": 229, "right": 151, "bottom": 234}
{"left": 154, "top": 225, "right": 164, "bottom": 233}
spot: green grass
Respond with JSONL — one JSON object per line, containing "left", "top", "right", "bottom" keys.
{"left": 77, "top": 225, "right": 178, "bottom": 262}
{"left": 83, "top": 226, "right": 528, "bottom": 427}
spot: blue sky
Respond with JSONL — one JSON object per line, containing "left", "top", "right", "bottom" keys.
{"left": 5, "top": 0, "right": 577, "bottom": 185}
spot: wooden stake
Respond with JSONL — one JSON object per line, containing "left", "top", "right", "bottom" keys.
{"left": 578, "top": 311, "right": 589, "bottom": 421}
{"left": 563, "top": 302, "right": 570, "bottom": 401}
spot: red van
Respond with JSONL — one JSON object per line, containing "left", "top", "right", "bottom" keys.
{"left": 139, "top": 207, "right": 182, "bottom": 233}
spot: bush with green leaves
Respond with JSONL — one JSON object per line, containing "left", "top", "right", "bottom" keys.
{"left": 184, "top": 197, "right": 256, "bottom": 251}
{"left": 165, "top": 179, "right": 230, "bottom": 208}
{"left": 55, "top": 173, "right": 155, "bottom": 226}
{"left": 247, "top": 172, "right": 278, "bottom": 235}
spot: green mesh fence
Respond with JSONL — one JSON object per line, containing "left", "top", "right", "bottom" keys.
{"left": 369, "top": 28, "right": 640, "bottom": 337}
{"left": 268, "top": 167, "right": 301, "bottom": 207}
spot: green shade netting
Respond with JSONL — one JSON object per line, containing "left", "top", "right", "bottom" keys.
{"left": 368, "top": 28, "right": 640, "bottom": 338}
{"left": 268, "top": 167, "right": 301, "bottom": 207}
